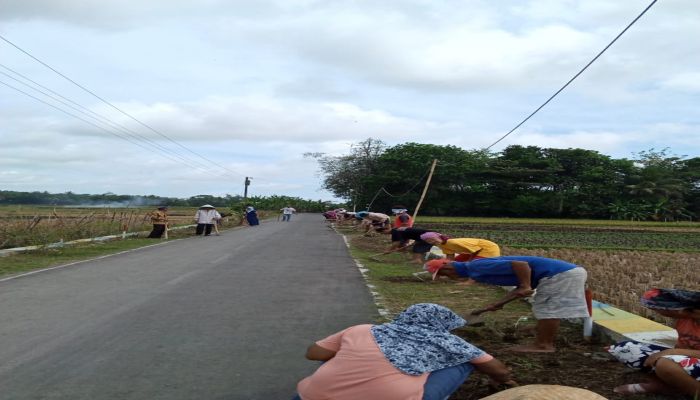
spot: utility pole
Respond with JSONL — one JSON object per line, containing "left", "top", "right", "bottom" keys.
{"left": 244, "top": 177, "right": 251, "bottom": 200}
{"left": 412, "top": 159, "right": 438, "bottom": 222}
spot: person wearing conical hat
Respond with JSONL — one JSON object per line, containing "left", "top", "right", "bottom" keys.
{"left": 481, "top": 384, "right": 606, "bottom": 399}
{"left": 194, "top": 204, "right": 221, "bottom": 236}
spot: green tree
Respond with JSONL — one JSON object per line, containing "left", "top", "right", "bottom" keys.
{"left": 363, "top": 143, "right": 486, "bottom": 215}
{"left": 545, "top": 148, "right": 634, "bottom": 218}
{"left": 305, "top": 138, "right": 387, "bottom": 207}
{"left": 625, "top": 148, "right": 689, "bottom": 220}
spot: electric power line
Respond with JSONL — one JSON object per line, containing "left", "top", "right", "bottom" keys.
{"left": 0, "top": 78, "right": 215, "bottom": 172}
{"left": 0, "top": 65, "right": 223, "bottom": 173}
{"left": 380, "top": 166, "right": 433, "bottom": 198}
{"left": 365, "top": 161, "right": 435, "bottom": 209}
{"left": 0, "top": 34, "right": 248, "bottom": 179}
{"left": 484, "top": 0, "right": 659, "bottom": 150}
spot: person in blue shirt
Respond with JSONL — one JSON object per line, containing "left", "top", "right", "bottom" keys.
{"left": 425, "top": 256, "right": 589, "bottom": 353}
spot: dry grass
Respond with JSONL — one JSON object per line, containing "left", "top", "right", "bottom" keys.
{"left": 502, "top": 247, "right": 700, "bottom": 324}
{"left": 0, "top": 206, "right": 245, "bottom": 249}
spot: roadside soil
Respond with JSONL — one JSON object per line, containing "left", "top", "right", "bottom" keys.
{"left": 452, "top": 323, "right": 672, "bottom": 400}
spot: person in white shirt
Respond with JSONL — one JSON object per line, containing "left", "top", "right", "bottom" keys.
{"left": 281, "top": 206, "right": 296, "bottom": 222}
{"left": 356, "top": 211, "right": 391, "bottom": 234}
{"left": 194, "top": 204, "right": 221, "bottom": 236}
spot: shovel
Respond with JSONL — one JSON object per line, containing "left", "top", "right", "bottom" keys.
{"left": 464, "top": 296, "right": 522, "bottom": 327}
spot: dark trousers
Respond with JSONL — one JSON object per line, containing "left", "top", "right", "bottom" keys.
{"left": 196, "top": 223, "right": 213, "bottom": 236}
{"left": 147, "top": 224, "right": 166, "bottom": 238}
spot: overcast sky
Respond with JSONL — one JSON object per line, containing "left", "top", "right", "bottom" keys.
{"left": 1, "top": 0, "right": 698, "bottom": 201}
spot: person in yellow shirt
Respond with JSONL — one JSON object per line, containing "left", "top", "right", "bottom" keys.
{"left": 147, "top": 206, "right": 168, "bottom": 238}
{"left": 419, "top": 233, "right": 500, "bottom": 262}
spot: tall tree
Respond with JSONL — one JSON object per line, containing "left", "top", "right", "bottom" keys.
{"left": 305, "top": 138, "right": 387, "bottom": 207}
{"left": 544, "top": 148, "right": 632, "bottom": 217}
{"left": 364, "top": 143, "right": 489, "bottom": 215}
{"left": 626, "top": 148, "right": 689, "bottom": 220}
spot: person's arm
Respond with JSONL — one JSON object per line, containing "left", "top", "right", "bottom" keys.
{"left": 472, "top": 358, "right": 516, "bottom": 386}
{"left": 305, "top": 343, "right": 337, "bottom": 361}
{"left": 510, "top": 261, "right": 534, "bottom": 296}
{"left": 483, "top": 261, "right": 534, "bottom": 310}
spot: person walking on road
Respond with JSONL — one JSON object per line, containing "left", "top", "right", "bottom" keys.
{"left": 281, "top": 206, "right": 296, "bottom": 221}
{"left": 426, "top": 256, "right": 589, "bottom": 353}
{"left": 147, "top": 206, "right": 169, "bottom": 238}
{"left": 293, "top": 303, "right": 514, "bottom": 400}
{"left": 194, "top": 204, "right": 221, "bottom": 236}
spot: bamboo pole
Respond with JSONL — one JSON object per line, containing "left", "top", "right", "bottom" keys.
{"left": 412, "top": 159, "right": 438, "bottom": 222}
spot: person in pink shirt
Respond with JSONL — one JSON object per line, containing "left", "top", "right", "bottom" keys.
{"left": 293, "top": 303, "right": 514, "bottom": 400}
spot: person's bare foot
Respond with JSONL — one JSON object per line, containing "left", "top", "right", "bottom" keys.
{"left": 509, "top": 344, "right": 555, "bottom": 353}
{"left": 613, "top": 380, "right": 673, "bottom": 395}
{"left": 613, "top": 383, "right": 654, "bottom": 395}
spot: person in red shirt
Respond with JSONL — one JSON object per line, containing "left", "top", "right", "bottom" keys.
{"left": 391, "top": 206, "right": 413, "bottom": 229}
{"left": 385, "top": 206, "right": 416, "bottom": 254}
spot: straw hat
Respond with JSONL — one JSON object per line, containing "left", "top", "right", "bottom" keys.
{"left": 480, "top": 385, "right": 607, "bottom": 400}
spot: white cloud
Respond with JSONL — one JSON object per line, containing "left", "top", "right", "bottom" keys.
{"left": 66, "top": 96, "right": 443, "bottom": 144}
{"left": 1, "top": 0, "right": 698, "bottom": 199}
{"left": 659, "top": 72, "right": 700, "bottom": 93}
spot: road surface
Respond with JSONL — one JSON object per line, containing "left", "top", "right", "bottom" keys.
{"left": 0, "top": 213, "right": 377, "bottom": 399}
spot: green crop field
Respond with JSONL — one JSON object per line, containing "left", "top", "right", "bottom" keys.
{"left": 415, "top": 217, "right": 700, "bottom": 252}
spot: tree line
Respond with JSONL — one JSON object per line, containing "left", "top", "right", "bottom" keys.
{"left": 0, "top": 191, "right": 339, "bottom": 213}
{"left": 307, "top": 139, "right": 700, "bottom": 221}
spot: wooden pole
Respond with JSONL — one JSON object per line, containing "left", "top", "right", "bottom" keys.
{"left": 412, "top": 159, "right": 438, "bottom": 222}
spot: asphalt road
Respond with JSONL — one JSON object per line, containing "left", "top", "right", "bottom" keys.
{"left": 0, "top": 214, "right": 377, "bottom": 400}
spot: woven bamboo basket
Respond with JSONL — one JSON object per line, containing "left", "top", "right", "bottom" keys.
{"left": 480, "top": 385, "right": 607, "bottom": 400}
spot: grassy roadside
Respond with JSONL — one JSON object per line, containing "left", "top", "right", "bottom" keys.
{"left": 0, "top": 223, "right": 248, "bottom": 279}
{"left": 341, "top": 227, "right": 533, "bottom": 327}
{"left": 0, "top": 238, "right": 170, "bottom": 278}
{"left": 337, "top": 226, "right": 671, "bottom": 400}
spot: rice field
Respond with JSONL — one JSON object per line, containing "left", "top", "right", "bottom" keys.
{"left": 0, "top": 205, "right": 243, "bottom": 249}
{"left": 414, "top": 218, "right": 700, "bottom": 321}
